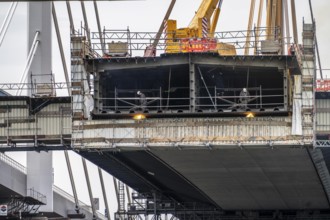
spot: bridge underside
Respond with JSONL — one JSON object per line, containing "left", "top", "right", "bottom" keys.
{"left": 79, "top": 146, "right": 330, "bottom": 213}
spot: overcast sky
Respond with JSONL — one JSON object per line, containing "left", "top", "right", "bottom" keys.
{"left": 0, "top": 0, "right": 330, "bottom": 217}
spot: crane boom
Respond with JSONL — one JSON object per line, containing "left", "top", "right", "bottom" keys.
{"left": 210, "top": 0, "right": 223, "bottom": 36}
{"left": 165, "top": 0, "right": 235, "bottom": 55}
{"left": 188, "top": 0, "right": 220, "bottom": 30}
{"left": 144, "top": 0, "right": 176, "bottom": 57}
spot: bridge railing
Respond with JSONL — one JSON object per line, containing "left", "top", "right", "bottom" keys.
{"left": 97, "top": 87, "right": 285, "bottom": 114}
{"left": 27, "top": 188, "right": 47, "bottom": 204}
{"left": 53, "top": 185, "right": 107, "bottom": 219}
{"left": 0, "top": 152, "right": 26, "bottom": 173}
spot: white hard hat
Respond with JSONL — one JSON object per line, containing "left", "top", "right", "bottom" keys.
{"left": 137, "top": 91, "right": 141, "bottom": 95}
{"left": 243, "top": 88, "right": 247, "bottom": 92}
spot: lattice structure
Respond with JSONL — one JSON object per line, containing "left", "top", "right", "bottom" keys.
{"left": 6, "top": 188, "right": 46, "bottom": 219}
{"left": 71, "top": 34, "right": 89, "bottom": 148}
{"left": 90, "top": 27, "right": 287, "bottom": 56}
{"left": 301, "top": 23, "right": 315, "bottom": 144}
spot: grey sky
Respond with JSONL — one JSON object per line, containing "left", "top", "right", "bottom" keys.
{"left": 1, "top": 0, "right": 330, "bottom": 217}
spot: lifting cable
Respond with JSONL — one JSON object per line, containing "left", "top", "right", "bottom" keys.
{"left": 245, "top": 0, "right": 256, "bottom": 55}
{"left": 52, "top": 2, "right": 71, "bottom": 96}
{"left": 99, "top": 168, "right": 111, "bottom": 220}
{"left": 82, "top": 158, "right": 97, "bottom": 220}
{"left": 80, "top": 0, "right": 91, "bottom": 46}
{"left": 283, "top": 0, "right": 290, "bottom": 54}
{"left": 53, "top": 4, "right": 81, "bottom": 213}
{"left": 0, "top": 2, "right": 18, "bottom": 47}
{"left": 308, "top": 0, "right": 323, "bottom": 79}
{"left": 64, "top": 151, "right": 80, "bottom": 213}
{"left": 290, "top": 0, "right": 298, "bottom": 44}
{"left": 17, "top": 31, "right": 40, "bottom": 96}
{"left": 93, "top": 0, "right": 106, "bottom": 54}
{"left": 254, "top": 0, "right": 264, "bottom": 55}
{"left": 66, "top": 1, "right": 75, "bottom": 35}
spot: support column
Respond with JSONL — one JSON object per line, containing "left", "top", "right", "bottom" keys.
{"left": 283, "top": 69, "right": 288, "bottom": 111}
{"left": 27, "top": 2, "right": 53, "bottom": 96}
{"left": 26, "top": 2, "right": 53, "bottom": 212}
{"left": 189, "top": 55, "right": 197, "bottom": 112}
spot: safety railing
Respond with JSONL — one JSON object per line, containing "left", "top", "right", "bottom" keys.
{"left": 53, "top": 185, "right": 89, "bottom": 207}
{"left": 89, "top": 27, "right": 290, "bottom": 57}
{"left": 315, "top": 140, "right": 330, "bottom": 147}
{"left": 27, "top": 188, "right": 47, "bottom": 204}
{"left": 0, "top": 152, "right": 26, "bottom": 174}
{"left": 0, "top": 81, "right": 69, "bottom": 97}
{"left": 53, "top": 185, "right": 107, "bottom": 219}
{"left": 97, "top": 87, "right": 285, "bottom": 113}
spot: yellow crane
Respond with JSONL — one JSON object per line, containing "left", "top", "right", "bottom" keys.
{"left": 165, "top": 0, "right": 236, "bottom": 55}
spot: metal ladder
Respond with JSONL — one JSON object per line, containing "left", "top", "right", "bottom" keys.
{"left": 71, "top": 34, "right": 87, "bottom": 148}
{"left": 118, "top": 180, "right": 125, "bottom": 213}
{"left": 301, "top": 22, "right": 315, "bottom": 144}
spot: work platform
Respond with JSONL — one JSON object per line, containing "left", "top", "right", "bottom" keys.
{"left": 86, "top": 53, "right": 300, "bottom": 118}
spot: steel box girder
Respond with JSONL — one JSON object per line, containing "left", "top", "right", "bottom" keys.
{"left": 87, "top": 54, "right": 301, "bottom": 74}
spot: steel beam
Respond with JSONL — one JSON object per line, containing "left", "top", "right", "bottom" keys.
{"left": 189, "top": 55, "right": 196, "bottom": 112}
{"left": 0, "top": 0, "right": 136, "bottom": 1}
{"left": 0, "top": 145, "right": 72, "bottom": 152}
{"left": 88, "top": 55, "right": 299, "bottom": 72}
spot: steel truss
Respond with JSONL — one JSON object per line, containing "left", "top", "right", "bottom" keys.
{"left": 315, "top": 140, "right": 330, "bottom": 147}
{"left": 89, "top": 27, "right": 290, "bottom": 56}
{"left": 6, "top": 188, "right": 46, "bottom": 219}
{"left": 0, "top": 82, "right": 68, "bottom": 90}
{"left": 116, "top": 192, "right": 330, "bottom": 220}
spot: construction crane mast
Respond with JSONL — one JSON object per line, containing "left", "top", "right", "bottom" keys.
{"left": 245, "top": 0, "right": 299, "bottom": 55}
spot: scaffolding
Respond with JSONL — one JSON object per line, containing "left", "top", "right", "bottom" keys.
{"left": 6, "top": 188, "right": 46, "bottom": 219}
{"left": 116, "top": 192, "right": 330, "bottom": 220}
